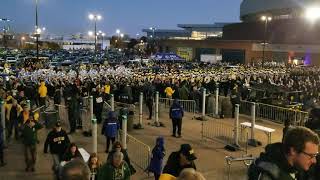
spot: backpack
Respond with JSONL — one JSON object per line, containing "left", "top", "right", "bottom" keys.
{"left": 171, "top": 108, "right": 182, "bottom": 119}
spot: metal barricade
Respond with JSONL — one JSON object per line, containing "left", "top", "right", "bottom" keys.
{"left": 32, "top": 105, "right": 46, "bottom": 124}
{"left": 81, "top": 97, "right": 91, "bottom": 132}
{"left": 256, "top": 103, "right": 308, "bottom": 125}
{"left": 119, "top": 130, "right": 151, "bottom": 171}
{"left": 239, "top": 100, "right": 308, "bottom": 125}
{"left": 159, "top": 98, "right": 196, "bottom": 118}
{"left": 202, "top": 118, "right": 246, "bottom": 146}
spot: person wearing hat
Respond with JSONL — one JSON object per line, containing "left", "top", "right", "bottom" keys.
{"left": 20, "top": 114, "right": 43, "bottom": 172}
{"left": 44, "top": 121, "right": 70, "bottom": 173}
{"left": 162, "top": 144, "right": 197, "bottom": 177}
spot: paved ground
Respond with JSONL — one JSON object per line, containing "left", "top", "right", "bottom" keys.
{"left": 0, "top": 101, "right": 285, "bottom": 180}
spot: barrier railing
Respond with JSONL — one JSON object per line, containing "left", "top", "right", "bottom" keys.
{"left": 81, "top": 97, "right": 91, "bottom": 132}
{"left": 32, "top": 105, "right": 46, "bottom": 124}
{"left": 119, "top": 130, "right": 151, "bottom": 171}
{"left": 202, "top": 118, "right": 246, "bottom": 146}
{"left": 240, "top": 100, "right": 308, "bottom": 126}
{"left": 159, "top": 98, "right": 196, "bottom": 118}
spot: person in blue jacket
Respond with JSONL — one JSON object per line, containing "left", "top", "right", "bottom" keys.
{"left": 148, "top": 136, "right": 165, "bottom": 180}
{"left": 169, "top": 99, "right": 184, "bottom": 138}
{"left": 102, "top": 111, "right": 119, "bottom": 153}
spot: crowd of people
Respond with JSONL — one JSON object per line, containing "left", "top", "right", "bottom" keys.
{"left": 1, "top": 62, "right": 320, "bottom": 179}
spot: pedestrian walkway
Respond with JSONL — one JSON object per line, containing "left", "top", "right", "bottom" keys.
{"left": 0, "top": 103, "right": 285, "bottom": 180}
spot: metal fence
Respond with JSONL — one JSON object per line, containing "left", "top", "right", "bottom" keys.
{"left": 81, "top": 96, "right": 91, "bottom": 131}
{"left": 240, "top": 100, "right": 308, "bottom": 126}
{"left": 56, "top": 104, "right": 69, "bottom": 131}
{"left": 202, "top": 118, "right": 246, "bottom": 146}
{"left": 159, "top": 98, "right": 196, "bottom": 118}
{"left": 32, "top": 105, "right": 46, "bottom": 124}
{"left": 119, "top": 130, "right": 151, "bottom": 171}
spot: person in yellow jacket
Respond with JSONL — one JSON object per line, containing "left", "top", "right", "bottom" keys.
{"left": 159, "top": 173, "right": 176, "bottom": 180}
{"left": 164, "top": 86, "right": 175, "bottom": 99}
{"left": 38, "top": 81, "right": 47, "bottom": 106}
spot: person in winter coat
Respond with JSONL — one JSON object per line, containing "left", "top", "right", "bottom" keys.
{"left": 68, "top": 93, "right": 80, "bottom": 134}
{"left": 148, "top": 137, "right": 166, "bottom": 180}
{"left": 44, "top": 122, "right": 70, "bottom": 172}
{"left": 38, "top": 81, "right": 47, "bottom": 106}
{"left": 0, "top": 124, "right": 6, "bottom": 167}
{"left": 107, "top": 141, "right": 136, "bottom": 175}
{"left": 21, "top": 115, "right": 43, "bottom": 172}
{"left": 163, "top": 144, "right": 197, "bottom": 178}
{"left": 98, "top": 151, "right": 132, "bottom": 180}
{"left": 102, "top": 111, "right": 119, "bottom": 153}
{"left": 87, "top": 153, "right": 101, "bottom": 180}
{"left": 61, "top": 143, "right": 83, "bottom": 162}
{"left": 248, "top": 127, "right": 319, "bottom": 180}
{"left": 169, "top": 99, "right": 184, "bottom": 138}
{"left": 7, "top": 99, "right": 23, "bottom": 140}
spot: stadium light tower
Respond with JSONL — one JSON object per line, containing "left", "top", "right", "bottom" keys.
{"left": 88, "top": 13, "right": 102, "bottom": 59}
{"left": 305, "top": 6, "right": 320, "bottom": 22}
{"left": 261, "top": 15, "right": 272, "bottom": 65}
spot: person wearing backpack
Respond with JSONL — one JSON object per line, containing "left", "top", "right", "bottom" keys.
{"left": 169, "top": 99, "right": 184, "bottom": 138}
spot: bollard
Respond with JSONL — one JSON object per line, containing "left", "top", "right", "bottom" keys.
{"left": 92, "top": 118, "right": 97, "bottom": 153}
{"left": 155, "top": 91, "right": 159, "bottom": 126}
{"left": 248, "top": 103, "right": 260, "bottom": 146}
{"left": 110, "top": 94, "right": 114, "bottom": 111}
{"left": 202, "top": 88, "right": 206, "bottom": 121}
{"left": 234, "top": 104, "right": 240, "bottom": 148}
{"left": 90, "top": 96, "right": 93, "bottom": 121}
{"left": 121, "top": 109, "right": 128, "bottom": 149}
{"left": 215, "top": 87, "right": 219, "bottom": 116}
{"left": 27, "top": 100, "right": 31, "bottom": 110}
{"left": 0, "top": 101, "right": 5, "bottom": 145}
{"left": 139, "top": 92, "right": 143, "bottom": 127}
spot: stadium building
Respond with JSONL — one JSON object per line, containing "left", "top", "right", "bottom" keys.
{"left": 151, "top": 0, "right": 320, "bottom": 65}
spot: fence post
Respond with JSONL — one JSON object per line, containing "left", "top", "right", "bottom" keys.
{"left": 138, "top": 92, "right": 143, "bottom": 128}
{"left": 234, "top": 104, "right": 240, "bottom": 149}
{"left": 111, "top": 94, "right": 114, "bottom": 111}
{"left": 1, "top": 101, "right": 6, "bottom": 146}
{"left": 248, "top": 102, "right": 260, "bottom": 147}
{"left": 215, "top": 87, "right": 219, "bottom": 116}
{"left": 122, "top": 109, "right": 128, "bottom": 149}
{"left": 202, "top": 88, "right": 206, "bottom": 121}
{"left": 92, "top": 118, "right": 97, "bottom": 153}
{"left": 155, "top": 91, "right": 159, "bottom": 126}
{"left": 27, "top": 100, "right": 31, "bottom": 110}
{"left": 90, "top": 96, "right": 93, "bottom": 121}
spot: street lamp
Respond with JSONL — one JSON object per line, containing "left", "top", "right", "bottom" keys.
{"left": 149, "top": 27, "right": 156, "bottom": 39}
{"left": 0, "top": 18, "right": 10, "bottom": 49}
{"left": 35, "top": 0, "right": 39, "bottom": 61}
{"left": 305, "top": 6, "right": 320, "bottom": 22}
{"left": 88, "top": 13, "right": 102, "bottom": 60}
{"left": 261, "top": 15, "right": 272, "bottom": 64}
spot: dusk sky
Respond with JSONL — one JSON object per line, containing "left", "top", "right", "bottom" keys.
{"left": 0, "top": 0, "right": 242, "bottom": 37}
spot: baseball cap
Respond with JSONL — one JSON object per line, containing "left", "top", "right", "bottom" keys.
{"left": 180, "top": 144, "right": 197, "bottom": 161}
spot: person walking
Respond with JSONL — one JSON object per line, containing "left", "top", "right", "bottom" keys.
{"left": 38, "top": 81, "right": 47, "bottom": 107}
{"left": 162, "top": 144, "right": 197, "bottom": 178}
{"left": 68, "top": 93, "right": 80, "bottom": 134}
{"left": 44, "top": 122, "right": 70, "bottom": 173}
{"left": 21, "top": 115, "right": 43, "bottom": 172}
{"left": 102, "top": 111, "right": 119, "bottom": 153}
{"left": 169, "top": 99, "right": 184, "bottom": 138}
{"left": 148, "top": 137, "right": 166, "bottom": 180}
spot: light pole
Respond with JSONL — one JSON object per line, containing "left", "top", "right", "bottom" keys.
{"left": 0, "top": 18, "right": 10, "bottom": 49}
{"left": 149, "top": 27, "right": 156, "bottom": 39}
{"left": 35, "top": 0, "right": 39, "bottom": 61}
{"left": 261, "top": 16, "right": 272, "bottom": 64}
{"left": 89, "top": 14, "right": 102, "bottom": 60}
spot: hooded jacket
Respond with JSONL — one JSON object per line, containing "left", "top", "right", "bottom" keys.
{"left": 148, "top": 137, "right": 166, "bottom": 175}
{"left": 38, "top": 82, "right": 48, "bottom": 98}
{"left": 170, "top": 100, "right": 184, "bottom": 119}
{"left": 248, "top": 143, "right": 303, "bottom": 180}
{"left": 102, "top": 111, "right": 119, "bottom": 138}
